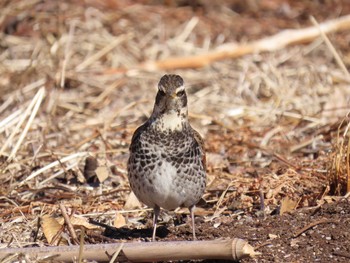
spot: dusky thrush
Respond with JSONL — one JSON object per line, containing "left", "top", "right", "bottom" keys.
{"left": 127, "top": 74, "right": 206, "bottom": 241}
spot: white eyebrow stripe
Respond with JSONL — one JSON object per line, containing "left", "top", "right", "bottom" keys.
{"left": 175, "top": 85, "right": 185, "bottom": 93}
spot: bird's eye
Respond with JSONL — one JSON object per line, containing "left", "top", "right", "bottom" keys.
{"left": 159, "top": 90, "right": 166, "bottom": 96}
{"left": 176, "top": 90, "right": 185, "bottom": 97}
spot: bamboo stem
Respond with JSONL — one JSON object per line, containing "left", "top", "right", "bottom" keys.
{"left": 0, "top": 239, "right": 258, "bottom": 262}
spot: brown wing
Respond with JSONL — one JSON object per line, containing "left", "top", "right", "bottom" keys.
{"left": 191, "top": 128, "right": 206, "bottom": 169}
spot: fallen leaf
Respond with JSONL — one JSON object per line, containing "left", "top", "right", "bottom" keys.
{"left": 124, "top": 192, "right": 141, "bottom": 210}
{"left": 41, "top": 215, "right": 64, "bottom": 245}
{"left": 114, "top": 213, "right": 126, "bottom": 228}
{"left": 280, "top": 197, "right": 298, "bottom": 215}
{"left": 95, "top": 166, "right": 110, "bottom": 183}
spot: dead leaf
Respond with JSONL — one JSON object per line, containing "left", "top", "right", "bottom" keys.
{"left": 41, "top": 215, "right": 64, "bottom": 245}
{"left": 124, "top": 192, "right": 141, "bottom": 210}
{"left": 113, "top": 213, "right": 126, "bottom": 228}
{"left": 95, "top": 166, "right": 110, "bottom": 183}
{"left": 280, "top": 197, "right": 298, "bottom": 215}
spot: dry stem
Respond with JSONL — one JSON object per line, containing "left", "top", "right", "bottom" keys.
{"left": 0, "top": 239, "right": 258, "bottom": 262}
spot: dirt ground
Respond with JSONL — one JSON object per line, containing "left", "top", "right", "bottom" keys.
{"left": 1, "top": 0, "right": 350, "bottom": 262}
{"left": 166, "top": 199, "right": 350, "bottom": 263}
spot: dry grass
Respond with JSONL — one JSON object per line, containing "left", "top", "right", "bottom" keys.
{"left": 1, "top": 0, "right": 350, "bottom": 255}
{"left": 328, "top": 117, "right": 350, "bottom": 195}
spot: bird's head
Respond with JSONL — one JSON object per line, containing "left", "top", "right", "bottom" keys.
{"left": 150, "top": 74, "right": 188, "bottom": 131}
{"left": 152, "top": 74, "right": 188, "bottom": 117}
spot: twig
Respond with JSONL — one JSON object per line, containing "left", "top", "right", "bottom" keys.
{"left": 244, "top": 140, "right": 301, "bottom": 171}
{"left": 29, "top": 144, "right": 43, "bottom": 167}
{"left": 0, "top": 109, "right": 22, "bottom": 134}
{"left": 60, "top": 20, "right": 76, "bottom": 88}
{"left": 32, "top": 217, "right": 41, "bottom": 243}
{"left": 90, "top": 79, "right": 126, "bottom": 107}
{"left": 310, "top": 16, "right": 350, "bottom": 80}
{"left": 109, "top": 243, "right": 124, "bottom": 263}
{"left": 254, "top": 241, "right": 272, "bottom": 250}
{"left": 104, "top": 100, "right": 147, "bottom": 127}
{"left": 0, "top": 197, "right": 28, "bottom": 220}
{"left": 73, "top": 130, "right": 100, "bottom": 149}
{"left": 104, "top": 14, "right": 350, "bottom": 72}
{"left": 20, "top": 152, "right": 88, "bottom": 185}
{"left": 245, "top": 106, "right": 322, "bottom": 123}
{"left": 213, "top": 181, "right": 234, "bottom": 217}
{"left": 59, "top": 203, "right": 79, "bottom": 245}
{"left": 50, "top": 224, "right": 65, "bottom": 246}
{"left": 78, "top": 227, "right": 84, "bottom": 263}
{"left": 97, "top": 129, "right": 112, "bottom": 151}
{"left": 22, "top": 78, "right": 46, "bottom": 94}
{"left": 0, "top": 96, "right": 14, "bottom": 115}
{"left": 333, "top": 250, "right": 350, "bottom": 259}
{"left": 76, "top": 34, "right": 132, "bottom": 72}
{"left": 272, "top": 153, "right": 301, "bottom": 171}
{"left": 0, "top": 205, "right": 29, "bottom": 218}
{"left": 344, "top": 191, "right": 350, "bottom": 199}
{"left": 7, "top": 87, "right": 45, "bottom": 161}
{"left": 38, "top": 160, "right": 80, "bottom": 186}
{"left": 0, "top": 87, "right": 44, "bottom": 156}
{"left": 175, "top": 16, "right": 199, "bottom": 43}
{"left": 258, "top": 188, "right": 265, "bottom": 214}
{"left": 293, "top": 219, "right": 339, "bottom": 237}
{"left": 260, "top": 126, "right": 284, "bottom": 147}
{"left": 82, "top": 208, "right": 152, "bottom": 217}
{"left": 290, "top": 135, "right": 324, "bottom": 153}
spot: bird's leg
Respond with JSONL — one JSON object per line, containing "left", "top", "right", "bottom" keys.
{"left": 189, "top": 205, "right": 196, "bottom": 240}
{"left": 152, "top": 205, "right": 160, "bottom": 241}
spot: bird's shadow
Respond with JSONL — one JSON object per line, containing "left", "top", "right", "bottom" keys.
{"left": 89, "top": 219, "right": 169, "bottom": 240}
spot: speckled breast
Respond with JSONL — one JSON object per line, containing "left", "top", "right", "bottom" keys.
{"left": 127, "top": 126, "right": 206, "bottom": 210}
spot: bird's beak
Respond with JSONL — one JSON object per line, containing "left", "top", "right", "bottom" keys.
{"left": 170, "top": 93, "right": 176, "bottom": 99}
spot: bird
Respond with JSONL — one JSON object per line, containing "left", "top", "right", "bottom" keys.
{"left": 127, "top": 74, "right": 206, "bottom": 241}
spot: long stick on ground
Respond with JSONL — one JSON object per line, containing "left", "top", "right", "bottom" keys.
{"left": 20, "top": 152, "right": 88, "bottom": 185}
{"left": 0, "top": 239, "right": 259, "bottom": 262}
{"left": 105, "top": 14, "right": 350, "bottom": 72}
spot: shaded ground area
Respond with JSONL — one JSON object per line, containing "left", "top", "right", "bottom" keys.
{"left": 1, "top": 0, "right": 350, "bottom": 262}
{"left": 169, "top": 199, "right": 350, "bottom": 262}
{"left": 81, "top": 198, "right": 350, "bottom": 262}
